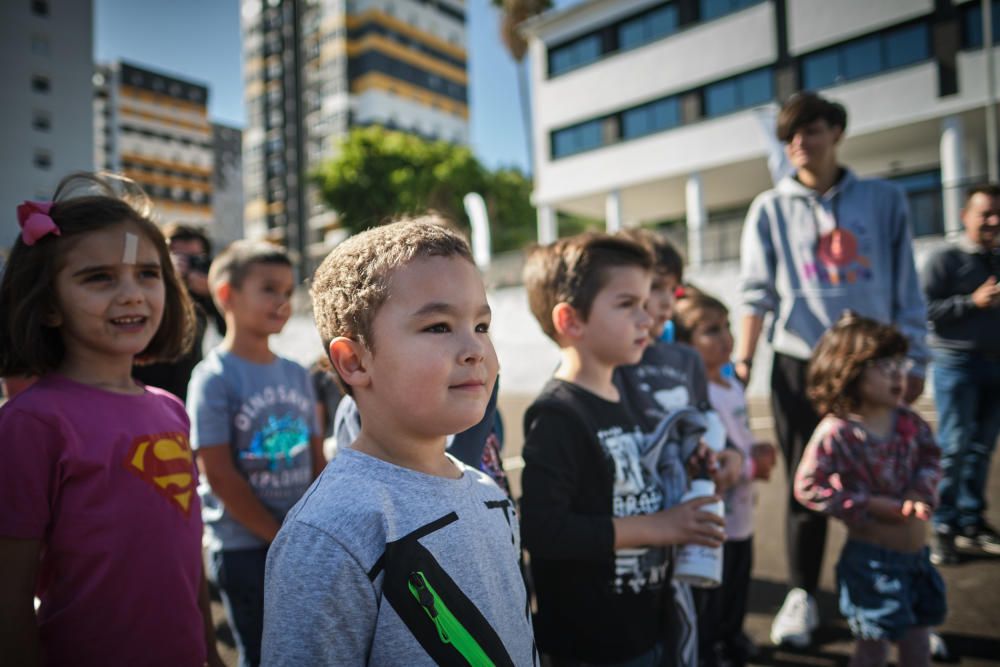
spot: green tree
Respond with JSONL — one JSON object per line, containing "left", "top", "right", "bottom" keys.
{"left": 312, "top": 126, "right": 536, "bottom": 253}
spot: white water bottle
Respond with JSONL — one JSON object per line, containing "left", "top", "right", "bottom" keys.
{"left": 674, "top": 478, "right": 724, "bottom": 588}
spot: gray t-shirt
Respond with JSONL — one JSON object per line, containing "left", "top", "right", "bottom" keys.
{"left": 187, "top": 348, "right": 318, "bottom": 551}
{"left": 262, "top": 448, "right": 537, "bottom": 666}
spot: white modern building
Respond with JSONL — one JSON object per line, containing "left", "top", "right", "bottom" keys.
{"left": 523, "top": 0, "right": 998, "bottom": 267}
{"left": 0, "top": 0, "right": 94, "bottom": 249}
{"left": 241, "top": 0, "right": 468, "bottom": 272}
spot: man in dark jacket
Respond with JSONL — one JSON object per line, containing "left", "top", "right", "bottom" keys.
{"left": 922, "top": 184, "right": 1000, "bottom": 565}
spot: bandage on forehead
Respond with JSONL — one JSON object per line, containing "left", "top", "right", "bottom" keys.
{"left": 122, "top": 232, "right": 138, "bottom": 264}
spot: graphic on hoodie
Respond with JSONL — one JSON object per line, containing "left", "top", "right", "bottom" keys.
{"left": 804, "top": 225, "right": 873, "bottom": 286}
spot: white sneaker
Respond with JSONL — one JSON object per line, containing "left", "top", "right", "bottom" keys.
{"left": 770, "top": 587, "right": 819, "bottom": 648}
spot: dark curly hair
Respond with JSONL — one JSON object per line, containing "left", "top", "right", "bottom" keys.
{"left": 807, "top": 312, "right": 908, "bottom": 417}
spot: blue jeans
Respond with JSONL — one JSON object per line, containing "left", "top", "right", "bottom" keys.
{"left": 209, "top": 547, "right": 268, "bottom": 667}
{"left": 931, "top": 348, "right": 1000, "bottom": 532}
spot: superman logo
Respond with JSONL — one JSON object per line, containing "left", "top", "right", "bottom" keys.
{"left": 123, "top": 432, "right": 196, "bottom": 517}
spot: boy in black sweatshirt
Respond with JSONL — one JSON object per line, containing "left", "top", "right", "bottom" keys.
{"left": 520, "top": 233, "right": 725, "bottom": 666}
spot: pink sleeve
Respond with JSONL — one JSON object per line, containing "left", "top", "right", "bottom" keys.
{"left": 908, "top": 414, "right": 941, "bottom": 507}
{"left": 794, "top": 421, "right": 871, "bottom": 522}
{"left": 0, "top": 407, "right": 62, "bottom": 539}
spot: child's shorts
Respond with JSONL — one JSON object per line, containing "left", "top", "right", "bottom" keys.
{"left": 836, "top": 539, "right": 947, "bottom": 641}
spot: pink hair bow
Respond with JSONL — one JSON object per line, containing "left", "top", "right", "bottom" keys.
{"left": 16, "top": 200, "right": 60, "bottom": 246}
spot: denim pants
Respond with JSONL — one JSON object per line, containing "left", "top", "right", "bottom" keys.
{"left": 931, "top": 348, "right": 1000, "bottom": 532}
{"left": 209, "top": 547, "right": 269, "bottom": 667}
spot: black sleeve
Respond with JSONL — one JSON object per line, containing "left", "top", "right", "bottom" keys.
{"left": 520, "top": 404, "right": 615, "bottom": 561}
{"left": 921, "top": 250, "right": 975, "bottom": 324}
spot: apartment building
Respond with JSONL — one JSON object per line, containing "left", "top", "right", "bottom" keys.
{"left": 94, "top": 61, "right": 214, "bottom": 227}
{"left": 0, "top": 0, "right": 94, "bottom": 249}
{"left": 241, "top": 0, "right": 468, "bottom": 271}
{"left": 523, "top": 0, "right": 998, "bottom": 266}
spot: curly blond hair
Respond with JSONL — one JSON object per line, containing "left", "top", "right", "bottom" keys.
{"left": 310, "top": 216, "right": 473, "bottom": 359}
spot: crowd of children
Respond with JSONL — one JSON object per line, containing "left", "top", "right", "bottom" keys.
{"left": 0, "top": 169, "right": 969, "bottom": 667}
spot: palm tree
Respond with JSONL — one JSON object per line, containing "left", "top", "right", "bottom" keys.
{"left": 491, "top": 0, "right": 553, "bottom": 175}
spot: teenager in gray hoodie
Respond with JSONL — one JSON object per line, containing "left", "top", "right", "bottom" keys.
{"left": 733, "top": 92, "right": 928, "bottom": 649}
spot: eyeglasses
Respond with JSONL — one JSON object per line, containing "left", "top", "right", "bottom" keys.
{"left": 866, "top": 357, "right": 912, "bottom": 376}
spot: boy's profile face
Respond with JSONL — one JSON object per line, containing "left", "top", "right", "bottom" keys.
{"left": 226, "top": 262, "right": 294, "bottom": 337}
{"left": 574, "top": 265, "right": 652, "bottom": 367}
{"left": 363, "top": 255, "right": 498, "bottom": 438}
{"left": 646, "top": 270, "right": 679, "bottom": 340}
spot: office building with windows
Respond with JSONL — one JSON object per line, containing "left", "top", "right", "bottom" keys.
{"left": 523, "top": 0, "right": 998, "bottom": 267}
{"left": 241, "top": 0, "right": 468, "bottom": 270}
{"left": 94, "top": 61, "right": 214, "bottom": 227}
{"left": 0, "top": 0, "right": 94, "bottom": 249}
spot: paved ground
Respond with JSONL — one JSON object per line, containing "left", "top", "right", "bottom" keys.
{"left": 210, "top": 394, "right": 1000, "bottom": 666}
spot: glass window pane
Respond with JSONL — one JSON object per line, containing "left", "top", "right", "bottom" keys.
{"left": 843, "top": 36, "right": 881, "bottom": 80}
{"left": 622, "top": 106, "right": 651, "bottom": 138}
{"left": 701, "top": 0, "right": 732, "bottom": 21}
{"left": 802, "top": 50, "right": 839, "bottom": 89}
{"left": 647, "top": 6, "right": 678, "bottom": 39}
{"left": 651, "top": 97, "right": 679, "bottom": 130}
{"left": 619, "top": 19, "right": 645, "bottom": 50}
{"left": 739, "top": 69, "right": 773, "bottom": 106}
{"left": 963, "top": 5, "right": 984, "bottom": 49}
{"left": 576, "top": 35, "right": 601, "bottom": 63}
{"left": 705, "top": 79, "right": 737, "bottom": 117}
{"left": 579, "top": 121, "right": 603, "bottom": 151}
{"left": 884, "top": 23, "right": 929, "bottom": 69}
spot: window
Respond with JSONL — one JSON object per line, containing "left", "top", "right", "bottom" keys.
{"left": 704, "top": 68, "right": 773, "bottom": 117}
{"left": 549, "top": 34, "right": 602, "bottom": 76}
{"left": 801, "top": 22, "right": 930, "bottom": 90}
{"left": 31, "top": 74, "right": 50, "bottom": 93}
{"left": 32, "top": 110, "right": 50, "bottom": 131}
{"left": 622, "top": 97, "right": 680, "bottom": 139}
{"left": 551, "top": 119, "right": 604, "bottom": 158}
{"left": 961, "top": 0, "right": 1000, "bottom": 49}
{"left": 618, "top": 5, "right": 678, "bottom": 51}
{"left": 700, "top": 0, "right": 761, "bottom": 21}
{"left": 33, "top": 149, "right": 52, "bottom": 169}
{"left": 890, "top": 170, "right": 943, "bottom": 237}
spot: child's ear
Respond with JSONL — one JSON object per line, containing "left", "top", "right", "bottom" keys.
{"left": 552, "top": 302, "right": 584, "bottom": 339}
{"left": 328, "top": 337, "right": 371, "bottom": 391}
{"left": 214, "top": 281, "right": 233, "bottom": 309}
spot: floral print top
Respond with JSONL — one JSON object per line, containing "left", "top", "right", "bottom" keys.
{"left": 794, "top": 407, "right": 941, "bottom": 523}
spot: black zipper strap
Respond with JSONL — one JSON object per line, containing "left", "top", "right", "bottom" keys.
{"left": 368, "top": 512, "right": 459, "bottom": 581}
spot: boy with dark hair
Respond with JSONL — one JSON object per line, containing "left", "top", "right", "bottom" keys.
{"left": 520, "top": 232, "right": 725, "bottom": 666}
{"left": 613, "top": 229, "right": 743, "bottom": 665}
{"left": 262, "top": 218, "right": 535, "bottom": 666}
{"left": 187, "top": 240, "right": 325, "bottom": 667}
{"left": 736, "top": 91, "right": 929, "bottom": 647}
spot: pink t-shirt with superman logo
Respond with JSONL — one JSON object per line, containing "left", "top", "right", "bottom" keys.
{"left": 0, "top": 375, "right": 205, "bottom": 667}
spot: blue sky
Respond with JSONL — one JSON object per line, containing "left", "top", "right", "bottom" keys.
{"left": 94, "top": 0, "right": 577, "bottom": 174}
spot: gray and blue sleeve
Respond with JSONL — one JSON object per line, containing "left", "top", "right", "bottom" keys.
{"left": 739, "top": 195, "right": 779, "bottom": 316}
{"left": 888, "top": 189, "right": 930, "bottom": 375}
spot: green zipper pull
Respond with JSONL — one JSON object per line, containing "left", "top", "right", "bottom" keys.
{"left": 407, "top": 571, "right": 496, "bottom": 667}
